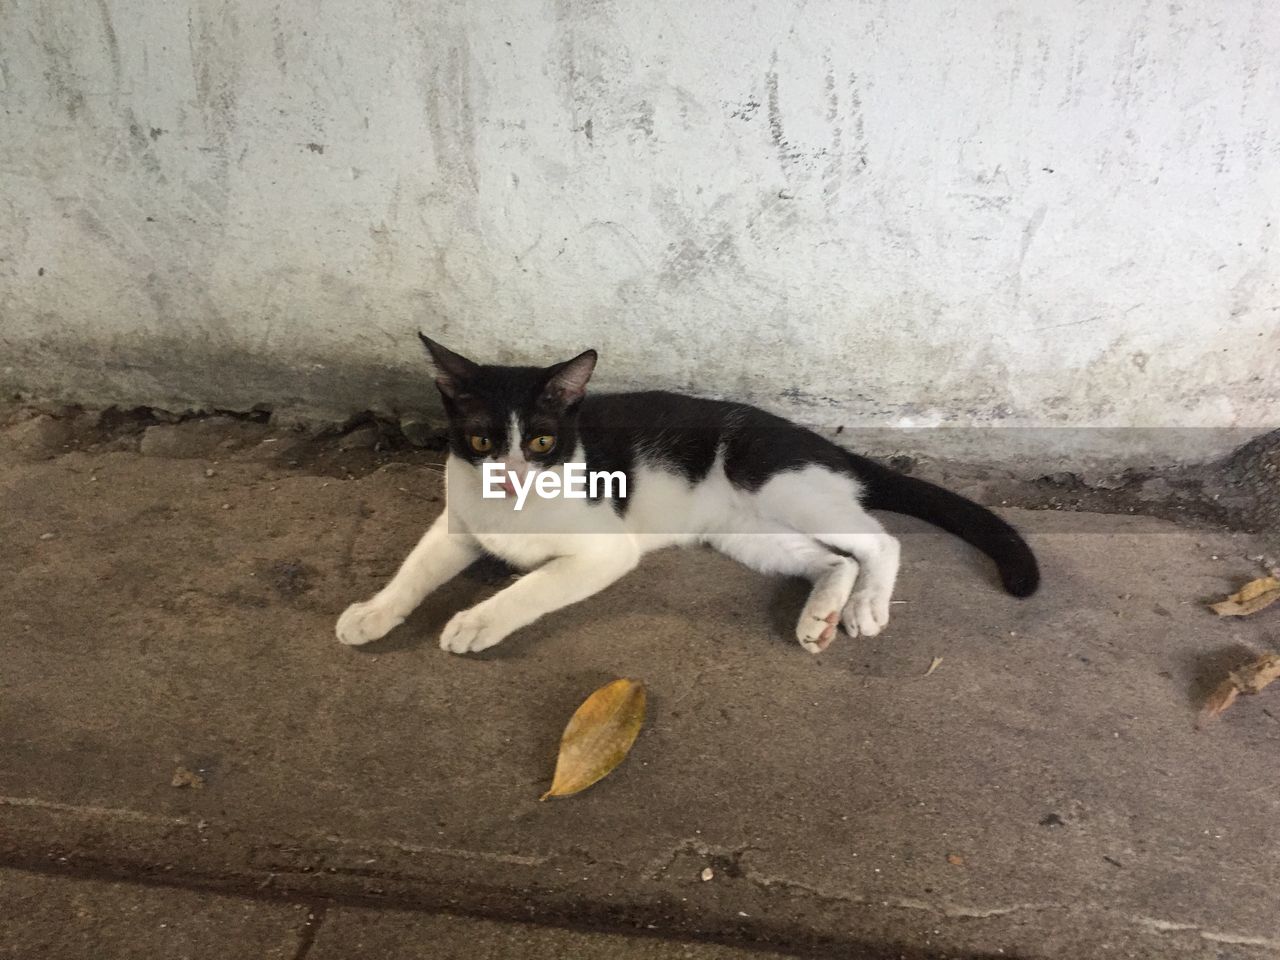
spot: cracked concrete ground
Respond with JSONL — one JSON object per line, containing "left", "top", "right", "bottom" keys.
{"left": 2, "top": 409, "right": 1278, "bottom": 959}
{"left": 0, "top": 867, "right": 803, "bottom": 960}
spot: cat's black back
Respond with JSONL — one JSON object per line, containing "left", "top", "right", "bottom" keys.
{"left": 577, "top": 390, "right": 1040, "bottom": 597}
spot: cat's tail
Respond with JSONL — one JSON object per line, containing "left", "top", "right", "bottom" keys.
{"left": 847, "top": 453, "right": 1040, "bottom": 597}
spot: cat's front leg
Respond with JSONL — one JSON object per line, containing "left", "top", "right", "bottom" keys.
{"left": 337, "top": 513, "right": 479, "bottom": 645}
{"left": 440, "top": 541, "right": 640, "bottom": 654}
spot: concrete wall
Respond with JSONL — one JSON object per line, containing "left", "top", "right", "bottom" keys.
{"left": 2, "top": 0, "right": 1277, "bottom": 464}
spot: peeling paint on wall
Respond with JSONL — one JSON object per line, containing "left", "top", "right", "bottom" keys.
{"left": 0, "top": 0, "right": 1277, "bottom": 464}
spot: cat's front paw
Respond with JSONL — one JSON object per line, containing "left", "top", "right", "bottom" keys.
{"left": 440, "top": 606, "right": 508, "bottom": 654}
{"left": 336, "top": 598, "right": 403, "bottom": 646}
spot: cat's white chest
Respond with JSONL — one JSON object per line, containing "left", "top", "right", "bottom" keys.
{"left": 470, "top": 530, "right": 562, "bottom": 569}
{"left": 445, "top": 455, "right": 628, "bottom": 569}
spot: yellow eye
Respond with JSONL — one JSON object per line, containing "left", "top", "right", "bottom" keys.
{"left": 528, "top": 435, "right": 556, "bottom": 454}
{"left": 469, "top": 435, "right": 492, "bottom": 454}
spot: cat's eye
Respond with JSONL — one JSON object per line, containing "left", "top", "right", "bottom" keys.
{"left": 469, "top": 435, "right": 493, "bottom": 454}
{"left": 528, "top": 435, "right": 556, "bottom": 454}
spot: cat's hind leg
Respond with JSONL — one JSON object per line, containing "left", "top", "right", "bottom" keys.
{"left": 797, "top": 553, "right": 859, "bottom": 652}
{"left": 753, "top": 467, "right": 901, "bottom": 638}
{"left": 828, "top": 531, "right": 899, "bottom": 638}
{"left": 706, "top": 528, "right": 857, "bottom": 653}
{"left": 337, "top": 514, "right": 480, "bottom": 645}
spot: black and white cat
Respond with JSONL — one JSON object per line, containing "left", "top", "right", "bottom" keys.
{"left": 336, "top": 336, "right": 1039, "bottom": 655}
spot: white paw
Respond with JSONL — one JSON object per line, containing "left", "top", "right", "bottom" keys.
{"left": 796, "top": 608, "right": 840, "bottom": 654}
{"left": 440, "top": 606, "right": 509, "bottom": 655}
{"left": 841, "top": 590, "right": 891, "bottom": 638}
{"left": 336, "top": 598, "right": 403, "bottom": 646}
{"left": 796, "top": 565, "right": 856, "bottom": 654}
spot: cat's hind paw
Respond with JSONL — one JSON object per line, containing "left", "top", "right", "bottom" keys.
{"left": 841, "top": 590, "right": 891, "bottom": 638}
{"left": 796, "top": 609, "right": 840, "bottom": 654}
{"left": 796, "top": 559, "right": 857, "bottom": 653}
{"left": 336, "top": 599, "right": 403, "bottom": 646}
{"left": 440, "top": 606, "right": 508, "bottom": 654}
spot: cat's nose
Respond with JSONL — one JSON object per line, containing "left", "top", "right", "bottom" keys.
{"left": 498, "top": 457, "right": 533, "bottom": 493}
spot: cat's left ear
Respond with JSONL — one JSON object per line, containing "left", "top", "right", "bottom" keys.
{"left": 542, "top": 349, "right": 597, "bottom": 408}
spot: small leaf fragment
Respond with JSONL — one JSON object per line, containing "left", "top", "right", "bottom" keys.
{"left": 923, "top": 657, "right": 943, "bottom": 677}
{"left": 1200, "top": 653, "right": 1280, "bottom": 722}
{"left": 171, "top": 766, "right": 205, "bottom": 790}
{"left": 946, "top": 853, "right": 965, "bottom": 866}
{"left": 541, "top": 678, "right": 646, "bottom": 800}
{"left": 1201, "top": 681, "right": 1240, "bottom": 721}
{"left": 1209, "top": 577, "right": 1280, "bottom": 617}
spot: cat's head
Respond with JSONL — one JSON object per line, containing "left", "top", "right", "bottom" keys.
{"left": 418, "top": 334, "right": 596, "bottom": 482}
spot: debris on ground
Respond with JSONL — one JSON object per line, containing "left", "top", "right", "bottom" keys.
{"left": 170, "top": 766, "right": 205, "bottom": 790}
{"left": 336, "top": 423, "right": 380, "bottom": 451}
{"left": 1201, "top": 653, "right": 1280, "bottom": 722}
{"left": 1209, "top": 577, "right": 1280, "bottom": 617}
{"left": 3, "top": 405, "right": 1280, "bottom": 957}
{"left": 701, "top": 866, "right": 715, "bottom": 881}
{"left": 946, "top": 853, "right": 965, "bottom": 866}
{"left": 541, "top": 679, "right": 646, "bottom": 801}
{"left": 923, "top": 657, "right": 943, "bottom": 677}
{"left": 4, "top": 401, "right": 1277, "bottom": 536}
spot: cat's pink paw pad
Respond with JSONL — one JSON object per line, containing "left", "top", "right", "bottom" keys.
{"left": 797, "top": 610, "right": 839, "bottom": 654}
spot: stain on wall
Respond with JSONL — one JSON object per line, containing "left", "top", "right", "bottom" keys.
{"left": 0, "top": 0, "right": 1277, "bottom": 464}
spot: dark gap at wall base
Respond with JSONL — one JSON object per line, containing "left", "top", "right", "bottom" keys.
{"left": 4, "top": 399, "right": 1277, "bottom": 539}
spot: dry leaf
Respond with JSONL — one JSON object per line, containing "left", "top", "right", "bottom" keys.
{"left": 1200, "top": 653, "right": 1280, "bottom": 722}
{"left": 171, "top": 766, "right": 205, "bottom": 790}
{"left": 1209, "top": 577, "right": 1280, "bottom": 617}
{"left": 1201, "top": 681, "right": 1239, "bottom": 721}
{"left": 1234, "top": 654, "right": 1280, "bottom": 693}
{"left": 923, "top": 657, "right": 943, "bottom": 677}
{"left": 541, "top": 678, "right": 646, "bottom": 800}
{"left": 946, "top": 853, "right": 965, "bottom": 866}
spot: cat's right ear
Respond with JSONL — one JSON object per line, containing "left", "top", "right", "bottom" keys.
{"left": 418, "top": 333, "right": 478, "bottom": 399}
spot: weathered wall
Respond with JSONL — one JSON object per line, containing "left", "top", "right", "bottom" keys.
{"left": 1, "top": 0, "right": 1277, "bottom": 464}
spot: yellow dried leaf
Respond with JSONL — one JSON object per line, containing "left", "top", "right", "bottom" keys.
{"left": 1233, "top": 653, "right": 1280, "bottom": 694}
{"left": 541, "top": 678, "right": 646, "bottom": 800}
{"left": 1209, "top": 577, "right": 1280, "bottom": 617}
{"left": 923, "top": 657, "right": 943, "bottom": 677}
{"left": 1200, "top": 654, "right": 1280, "bottom": 722}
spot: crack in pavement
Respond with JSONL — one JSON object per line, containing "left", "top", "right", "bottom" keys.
{"left": 643, "top": 834, "right": 1280, "bottom": 948}
{"left": 0, "top": 795, "right": 192, "bottom": 827}
{"left": 290, "top": 903, "right": 327, "bottom": 960}
{"left": 5, "top": 801, "right": 1280, "bottom": 952}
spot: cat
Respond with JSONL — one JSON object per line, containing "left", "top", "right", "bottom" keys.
{"left": 336, "top": 335, "right": 1039, "bottom": 655}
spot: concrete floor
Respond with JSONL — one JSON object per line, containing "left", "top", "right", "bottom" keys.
{"left": 0, "top": 868, "right": 796, "bottom": 960}
{"left": 2, "top": 410, "right": 1278, "bottom": 959}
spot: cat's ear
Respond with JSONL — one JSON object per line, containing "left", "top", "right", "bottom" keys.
{"left": 541, "top": 349, "right": 597, "bottom": 408}
{"left": 418, "top": 333, "right": 478, "bottom": 399}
